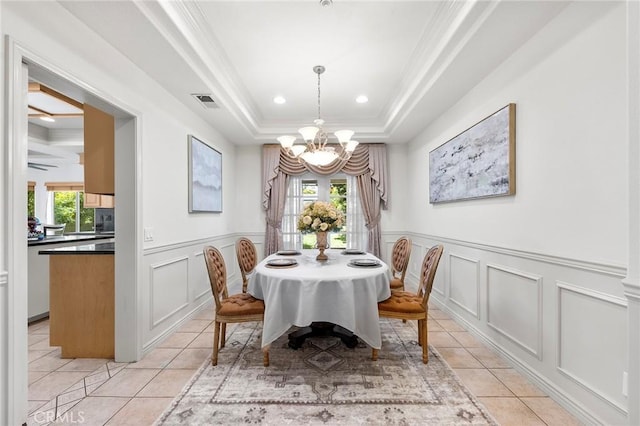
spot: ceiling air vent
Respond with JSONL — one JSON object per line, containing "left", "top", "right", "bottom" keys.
{"left": 192, "top": 93, "right": 219, "bottom": 109}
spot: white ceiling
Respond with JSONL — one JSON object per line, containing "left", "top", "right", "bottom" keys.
{"left": 52, "top": 0, "right": 569, "bottom": 146}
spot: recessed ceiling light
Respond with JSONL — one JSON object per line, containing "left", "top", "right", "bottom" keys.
{"left": 356, "top": 95, "right": 369, "bottom": 104}
{"left": 39, "top": 116, "right": 55, "bottom": 122}
{"left": 273, "top": 96, "right": 286, "bottom": 105}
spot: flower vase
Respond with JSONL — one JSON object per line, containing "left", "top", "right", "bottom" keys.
{"left": 316, "top": 231, "right": 329, "bottom": 261}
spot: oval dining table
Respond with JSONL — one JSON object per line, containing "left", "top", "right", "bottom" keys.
{"left": 247, "top": 249, "right": 391, "bottom": 351}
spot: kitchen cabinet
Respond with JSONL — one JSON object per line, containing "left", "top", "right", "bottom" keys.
{"left": 84, "top": 193, "right": 114, "bottom": 208}
{"left": 41, "top": 243, "right": 115, "bottom": 358}
{"left": 84, "top": 104, "right": 114, "bottom": 195}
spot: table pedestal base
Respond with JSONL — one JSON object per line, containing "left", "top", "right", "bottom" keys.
{"left": 288, "top": 322, "right": 359, "bottom": 349}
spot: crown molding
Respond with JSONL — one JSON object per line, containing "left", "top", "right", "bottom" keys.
{"left": 134, "top": 0, "right": 261, "bottom": 138}
{"left": 383, "top": 0, "right": 499, "bottom": 135}
{"left": 135, "top": 0, "right": 503, "bottom": 142}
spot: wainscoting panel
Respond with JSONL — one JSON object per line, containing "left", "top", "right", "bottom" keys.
{"left": 191, "top": 251, "right": 210, "bottom": 301}
{"left": 150, "top": 256, "right": 189, "bottom": 328}
{"left": 449, "top": 253, "right": 480, "bottom": 318}
{"left": 142, "top": 233, "right": 265, "bottom": 353}
{"left": 397, "top": 231, "right": 628, "bottom": 425}
{"left": 557, "top": 281, "right": 627, "bottom": 413}
{"left": 487, "top": 264, "right": 542, "bottom": 359}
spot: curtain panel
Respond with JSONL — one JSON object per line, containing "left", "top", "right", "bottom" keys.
{"left": 262, "top": 143, "right": 388, "bottom": 257}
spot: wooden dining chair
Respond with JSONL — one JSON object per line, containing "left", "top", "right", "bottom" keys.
{"left": 236, "top": 237, "right": 258, "bottom": 293}
{"left": 389, "top": 236, "right": 412, "bottom": 292}
{"left": 373, "top": 244, "right": 444, "bottom": 364}
{"left": 203, "top": 245, "right": 269, "bottom": 367}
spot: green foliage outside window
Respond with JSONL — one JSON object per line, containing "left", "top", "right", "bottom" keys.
{"left": 27, "top": 190, "right": 35, "bottom": 218}
{"left": 53, "top": 191, "right": 95, "bottom": 233}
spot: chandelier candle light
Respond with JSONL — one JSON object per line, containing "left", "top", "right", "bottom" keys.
{"left": 278, "top": 65, "right": 359, "bottom": 167}
{"left": 297, "top": 201, "right": 345, "bottom": 261}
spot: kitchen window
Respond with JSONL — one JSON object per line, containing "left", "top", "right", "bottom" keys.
{"left": 27, "top": 181, "right": 35, "bottom": 218}
{"left": 282, "top": 173, "right": 367, "bottom": 250}
{"left": 45, "top": 182, "right": 95, "bottom": 233}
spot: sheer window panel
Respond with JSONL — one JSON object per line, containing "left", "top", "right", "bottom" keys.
{"left": 282, "top": 175, "right": 304, "bottom": 250}
{"left": 346, "top": 175, "right": 367, "bottom": 250}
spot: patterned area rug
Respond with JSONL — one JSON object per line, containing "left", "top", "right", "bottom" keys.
{"left": 157, "top": 319, "right": 496, "bottom": 425}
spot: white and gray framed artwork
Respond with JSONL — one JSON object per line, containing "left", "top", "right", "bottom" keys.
{"left": 188, "top": 135, "right": 222, "bottom": 213}
{"left": 429, "top": 104, "right": 516, "bottom": 203}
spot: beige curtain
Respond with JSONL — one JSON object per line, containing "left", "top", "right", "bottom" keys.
{"left": 262, "top": 143, "right": 388, "bottom": 256}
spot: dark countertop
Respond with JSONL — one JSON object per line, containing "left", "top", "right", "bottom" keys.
{"left": 39, "top": 242, "right": 115, "bottom": 255}
{"left": 28, "top": 234, "right": 113, "bottom": 247}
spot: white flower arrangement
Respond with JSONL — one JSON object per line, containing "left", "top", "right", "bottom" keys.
{"left": 297, "top": 201, "right": 344, "bottom": 234}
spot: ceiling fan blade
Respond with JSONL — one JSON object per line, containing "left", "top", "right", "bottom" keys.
{"left": 28, "top": 164, "right": 48, "bottom": 171}
{"left": 28, "top": 162, "right": 58, "bottom": 168}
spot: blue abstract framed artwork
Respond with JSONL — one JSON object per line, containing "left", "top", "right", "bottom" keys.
{"left": 188, "top": 135, "right": 222, "bottom": 213}
{"left": 429, "top": 104, "right": 516, "bottom": 203}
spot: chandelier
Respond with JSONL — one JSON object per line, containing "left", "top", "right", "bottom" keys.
{"left": 277, "top": 65, "right": 359, "bottom": 167}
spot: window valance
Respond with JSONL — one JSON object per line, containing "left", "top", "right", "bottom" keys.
{"left": 44, "top": 182, "right": 84, "bottom": 192}
{"left": 262, "top": 143, "right": 389, "bottom": 257}
{"left": 262, "top": 143, "right": 388, "bottom": 211}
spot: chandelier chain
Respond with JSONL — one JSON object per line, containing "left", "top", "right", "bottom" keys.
{"left": 317, "top": 70, "right": 321, "bottom": 121}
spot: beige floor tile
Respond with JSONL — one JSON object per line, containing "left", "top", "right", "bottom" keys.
{"left": 427, "top": 331, "right": 462, "bottom": 348}
{"left": 467, "top": 346, "right": 512, "bottom": 369}
{"left": 454, "top": 369, "right": 514, "bottom": 397}
{"left": 27, "top": 400, "right": 56, "bottom": 426}
{"left": 193, "top": 307, "right": 215, "bottom": 320}
{"left": 31, "top": 323, "right": 50, "bottom": 335}
{"left": 52, "top": 396, "right": 130, "bottom": 426}
{"left": 28, "top": 400, "right": 50, "bottom": 415}
{"left": 436, "top": 347, "right": 484, "bottom": 368}
{"left": 179, "top": 319, "right": 212, "bottom": 333}
{"left": 127, "top": 347, "right": 181, "bottom": 369}
{"left": 157, "top": 332, "right": 199, "bottom": 348}
{"left": 28, "top": 320, "right": 49, "bottom": 332}
{"left": 58, "top": 358, "right": 110, "bottom": 372}
{"left": 166, "top": 348, "right": 211, "bottom": 369}
{"left": 137, "top": 369, "right": 197, "bottom": 397}
{"left": 187, "top": 332, "right": 214, "bottom": 349}
{"left": 105, "top": 397, "right": 174, "bottom": 425}
{"left": 426, "top": 319, "right": 444, "bottom": 332}
{"left": 478, "top": 397, "right": 546, "bottom": 426}
{"left": 28, "top": 337, "right": 57, "bottom": 351}
{"left": 28, "top": 353, "right": 73, "bottom": 372}
{"left": 491, "top": 369, "right": 546, "bottom": 397}
{"left": 28, "top": 349, "right": 55, "bottom": 363}
{"left": 91, "top": 368, "right": 160, "bottom": 397}
{"left": 27, "top": 371, "right": 88, "bottom": 401}
{"left": 28, "top": 333, "right": 49, "bottom": 346}
{"left": 450, "top": 331, "right": 484, "bottom": 348}
{"left": 521, "top": 397, "right": 581, "bottom": 426}
{"left": 28, "top": 370, "right": 50, "bottom": 385}
{"left": 428, "top": 309, "right": 451, "bottom": 320}
{"left": 436, "top": 319, "right": 465, "bottom": 332}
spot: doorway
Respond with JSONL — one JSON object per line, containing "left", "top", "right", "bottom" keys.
{"left": 3, "top": 39, "right": 142, "bottom": 424}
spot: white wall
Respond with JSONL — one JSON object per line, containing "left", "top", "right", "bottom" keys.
{"left": 1, "top": 3, "right": 241, "bottom": 421}
{"left": 409, "top": 2, "right": 627, "bottom": 266}
{"left": 406, "top": 2, "right": 628, "bottom": 424}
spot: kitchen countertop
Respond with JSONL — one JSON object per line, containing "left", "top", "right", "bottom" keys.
{"left": 28, "top": 234, "right": 113, "bottom": 247}
{"left": 39, "top": 242, "right": 115, "bottom": 255}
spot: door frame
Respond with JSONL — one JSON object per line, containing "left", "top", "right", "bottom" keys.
{"left": 2, "top": 36, "right": 143, "bottom": 424}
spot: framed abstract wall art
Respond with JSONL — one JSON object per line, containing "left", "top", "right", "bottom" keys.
{"left": 429, "top": 103, "right": 515, "bottom": 203}
{"left": 188, "top": 135, "right": 222, "bottom": 213}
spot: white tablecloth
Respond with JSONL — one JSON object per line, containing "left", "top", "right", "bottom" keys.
{"left": 248, "top": 249, "right": 391, "bottom": 349}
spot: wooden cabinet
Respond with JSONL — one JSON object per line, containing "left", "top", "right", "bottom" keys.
{"left": 84, "top": 104, "right": 115, "bottom": 195}
{"left": 49, "top": 254, "right": 114, "bottom": 358}
{"left": 84, "top": 193, "right": 114, "bottom": 208}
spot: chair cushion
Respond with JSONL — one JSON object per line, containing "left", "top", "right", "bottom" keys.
{"left": 378, "top": 291, "right": 424, "bottom": 314}
{"left": 389, "top": 277, "right": 404, "bottom": 289}
{"left": 219, "top": 293, "right": 265, "bottom": 316}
